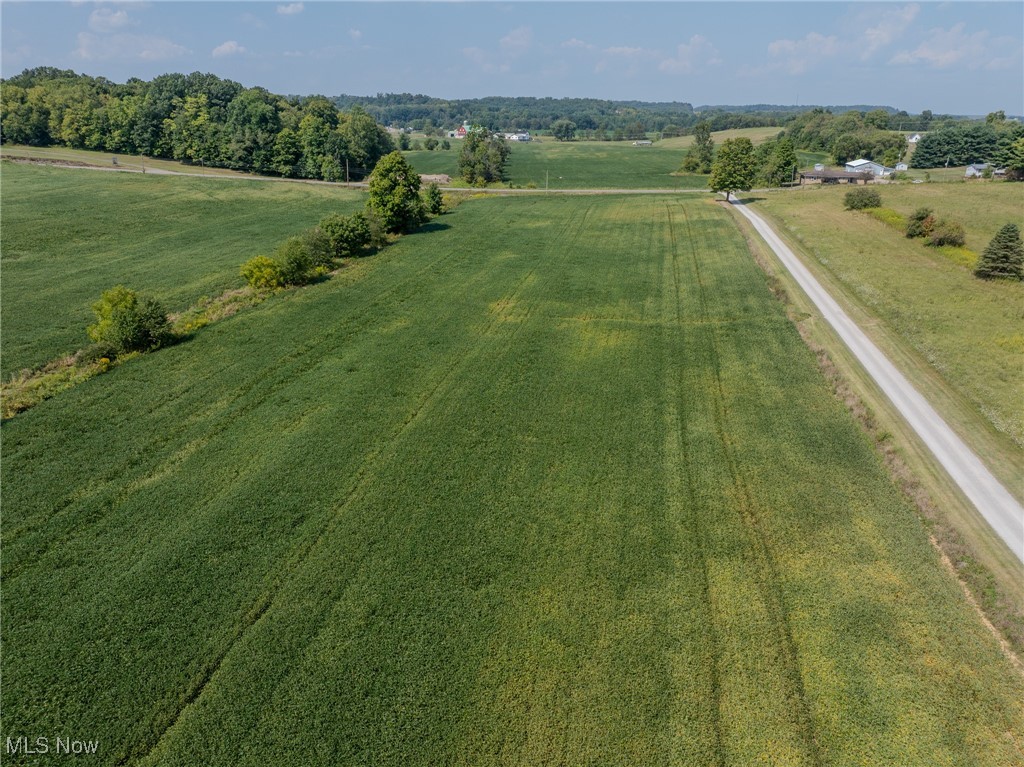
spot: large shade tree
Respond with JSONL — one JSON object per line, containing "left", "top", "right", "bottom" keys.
{"left": 367, "top": 151, "right": 426, "bottom": 233}
{"left": 709, "top": 137, "right": 756, "bottom": 201}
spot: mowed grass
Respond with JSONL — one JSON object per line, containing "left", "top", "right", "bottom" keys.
{"left": 0, "top": 144, "right": 251, "bottom": 176}
{"left": 4, "top": 194, "right": 1022, "bottom": 766}
{"left": 0, "top": 162, "right": 364, "bottom": 374}
{"left": 406, "top": 139, "right": 709, "bottom": 189}
{"left": 753, "top": 183, "right": 1024, "bottom": 446}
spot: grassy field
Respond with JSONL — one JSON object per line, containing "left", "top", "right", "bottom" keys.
{"left": 407, "top": 138, "right": 709, "bottom": 189}
{"left": 752, "top": 183, "right": 1024, "bottom": 451}
{"left": 3, "top": 193, "right": 1022, "bottom": 766}
{"left": 0, "top": 162, "right": 364, "bottom": 375}
{"left": 0, "top": 144, "right": 251, "bottom": 176}
{"left": 657, "top": 126, "right": 782, "bottom": 149}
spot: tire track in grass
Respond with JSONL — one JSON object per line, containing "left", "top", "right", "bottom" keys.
{"left": 134, "top": 253, "right": 544, "bottom": 765}
{"left": 675, "top": 202, "right": 822, "bottom": 766}
{"left": 3, "top": 223, "right": 493, "bottom": 582}
{"left": 663, "top": 202, "right": 725, "bottom": 765}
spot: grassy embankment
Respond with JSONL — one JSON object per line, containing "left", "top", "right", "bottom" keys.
{"left": 0, "top": 162, "right": 365, "bottom": 376}
{"left": 3, "top": 192, "right": 1022, "bottom": 766}
{"left": 745, "top": 183, "right": 1023, "bottom": 630}
{"left": 0, "top": 144, "right": 254, "bottom": 176}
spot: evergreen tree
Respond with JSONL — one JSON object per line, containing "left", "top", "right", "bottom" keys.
{"left": 974, "top": 223, "right": 1024, "bottom": 280}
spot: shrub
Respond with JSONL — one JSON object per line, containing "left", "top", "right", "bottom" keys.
{"left": 241, "top": 255, "right": 284, "bottom": 290}
{"left": 927, "top": 219, "right": 966, "bottom": 248}
{"left": 906, "top": 207, "right": 935, "bottom": 239}
{"left": 274, "top": 237, "right": 314, "bottom": 285}
{"left": 844, "top": 187, "right": 882, "bottom": 210}
{"left": 87, "top": 285, "right": 168, "bottom": 355}
{"left": 321, "top": 212, "right": 373, "bottom": 258}
{"left": 423, "top": 183, "right": 444, "bottom": 215}
{"left": 301, "top": 226, "right": 334, "bottom": 268}
{"left": 974, "top": 223, "right": 1024, "bottom": 280}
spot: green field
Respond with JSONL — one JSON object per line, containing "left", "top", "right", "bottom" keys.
{"left": 0, "top": 162, "right": 364, "bottom": 374}
{"left": 406, "top": 138, "right": 710, "bottom": 189}
{"left": 753, "top": 183, "right": 1024, "bottom": 449}
{"left": 0, "top": 144, "right": 251, "bottom": 176}
{"left": 4, "top": 189, "right": 1022, "bottom": 765}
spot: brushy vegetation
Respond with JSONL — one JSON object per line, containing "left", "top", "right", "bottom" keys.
{"left": 843, "top": 187, "right": 881, "bottom": 210}
{"left": 0, "top": 162, "right": 365, "bottom": 374}
{"left": 4, "top": 195, "right": 1022, "bottom": 766}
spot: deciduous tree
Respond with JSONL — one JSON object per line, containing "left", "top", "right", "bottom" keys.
{"left": 709, "top": 137, "right": 756, "bottom": 201}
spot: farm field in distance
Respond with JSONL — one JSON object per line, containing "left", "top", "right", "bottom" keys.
{"left": 0, "top": 162, "right": 364, "bottom": 374}
{"left": 4, "top": 189, "right": 1022, "bottom": 765}
{"left": 406, "top": 137, "right": 710, "bottom": 189}
{"left": 752, "top": 183, "right": 1024, "bottom": 453}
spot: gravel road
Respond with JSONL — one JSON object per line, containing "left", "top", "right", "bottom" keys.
{"left": 733, "top": 199, "right": 1024, "bottom": 563}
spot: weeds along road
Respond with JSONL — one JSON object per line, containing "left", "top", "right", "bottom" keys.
{"left": 732, "top": 199, "right": 1024, "bottom": 564}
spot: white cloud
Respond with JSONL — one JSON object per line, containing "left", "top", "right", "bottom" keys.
{"left": 889, "top": 22, "right": 1018, "bottom": 70}
{"left": 349, "top": 28, "right": 362, "bottom": 42}
{"left": 765, "top": 5, "right": 920, "bottom": 75}
{"left": 659, "top": 35, "right": 720, "bottom": 74}
{"left": 603, "top": 45, "right": 650, "bottom": 58}
{"left": 212, "top": 40, "right": 246, "bottom": 58}
{"left": 500, "top": 26, "right": 532, "bottom": 56}
{"left": 88, "top": 8, "right": 132, "bottom": 33}
{"left": 767, "top": 32, "right": 842, "bottom": 74}
{"left": 276, "top": 3, "right": 304, "bottom": 16}
{"left": 562, "top": 37, "right": 594, "bottom": 50}
{"left": 861, "top": 4, "right": 919, "bottom": 59}
{"left": 75, "top": 31, "right": 188, "bottom": 61}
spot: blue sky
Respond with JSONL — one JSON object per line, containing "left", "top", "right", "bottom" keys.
{"left": 2, "top": 2, "right": 1021, "bottom": 114}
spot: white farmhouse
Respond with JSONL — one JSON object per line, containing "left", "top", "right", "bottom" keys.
{"left": 908, "top": 133, "right": 923, "bottom": 143}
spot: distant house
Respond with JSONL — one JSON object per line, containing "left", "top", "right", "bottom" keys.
{"left": 908, "top": 133, "right": 923, "bottom": 143}
{"left": 965, "top": 163, "right": 1003, "bottom": 178}
{"left": 813, "top": 163, "right": 825, "bottom": 171}
{"left": 455, "top": 125, "right": 467, "bottom": 138}
{"left": 845, "top": 158, "right": 893, "bottom": 177}
{"left": 632, "top": 140, "right": 653, "bottom": 146}
{"left": 895, "top": 162, "right": 909, "bottom": 171}
{"left": 799, "top": 168, "right": 872, "bottom": 185}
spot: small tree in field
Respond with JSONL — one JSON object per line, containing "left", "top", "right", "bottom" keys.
{"left": 974, "top": 223, "right": 1024, "bottom": 280}
{"left": 423, "top": 182, "right": 444, "bottom": 215}
{"left": 88, "top": 285, "right": 169, "bottom": 354}
{"left": 709, "top": 137, "right": 756, "bottom": 201}
{"left": 320, "top": 212, "right": 372, "bottom": 258}
{"left": 368, "top": 150, "right": 426, "bottom": 233}
{"left": 844, "top": 187, "right": 881, "bottom": 210}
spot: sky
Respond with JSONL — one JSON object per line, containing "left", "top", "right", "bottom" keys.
{"left": 2, "top": 2, "right": 1021, "bottom": 115}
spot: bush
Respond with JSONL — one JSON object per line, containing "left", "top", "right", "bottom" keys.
{"left": 87, "top": 285, "right": 168, "bottom": 355}
{"left": 274, "top": 237, "right": 314, "bottom": 285}
{"left": 241, "top": 255, "right": 284, "bottom": 290}
{"left": 320, "top": 212, "right": 373, "bottom": 258}
{"left": 844, "top": 187, "right": 882, "bottom": 210}
{"left": 906, "top": 207, "right": 935, "bottom": 239}
{"left": 974, "top": 223, "right": 1024, "bottom": 280}
{"left": 301, "top": 226, "right": 334, "bottom": 268}
{"left": 423, "top": 183, "right": 444, "bottom": 215}
{"left": 927, "top": 219, "right": 966, "bottom": 248}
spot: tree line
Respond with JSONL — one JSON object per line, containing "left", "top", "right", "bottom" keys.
{"left": 0, "top": 67, "right": 395, "bottom": 180}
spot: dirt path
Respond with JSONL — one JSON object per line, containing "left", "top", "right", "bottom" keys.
{"left": 732, "top": 199, "right": 1024, "bottom": 563}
